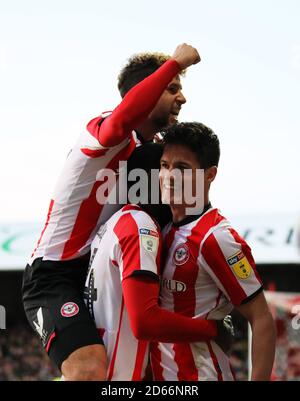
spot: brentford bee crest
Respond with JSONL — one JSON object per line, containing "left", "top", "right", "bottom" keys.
{"left": 173, "top": 243, "right": 190, "bottom": 265}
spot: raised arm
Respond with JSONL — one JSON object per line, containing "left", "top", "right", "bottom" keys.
{"left": 89, "top": 44, "right": 200, "bottom": 147}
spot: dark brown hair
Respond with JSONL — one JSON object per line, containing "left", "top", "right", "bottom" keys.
{"left": 117, "top": 52, "right": 171, "bottom": 98}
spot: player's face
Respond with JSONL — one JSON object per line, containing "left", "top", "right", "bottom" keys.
{"left": 159, "top": 144, "right": 201, "bottom": 208}
{"left": 160, "top": 144, "right": 217, "bottom": 218}
{"left": 148, "top": 76, "right": 186, "bottom": 129}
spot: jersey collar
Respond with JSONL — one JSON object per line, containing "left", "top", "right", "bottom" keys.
{"left": 173, "top": 202, "right": 212, "bottom": 227}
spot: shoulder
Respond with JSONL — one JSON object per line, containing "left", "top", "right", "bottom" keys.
{"left": 185, "top": 208, "right": 229, "bottom": 245}
{"left": 114, "top": 205, "right": 161, "bottom": 238}
{"left": 200, "top": 211, "right": 252, "bottom": 259}
{"left": 86, "top": 112, "right": 112, "bottom": 133}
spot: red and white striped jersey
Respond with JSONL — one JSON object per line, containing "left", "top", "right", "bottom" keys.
{"left": 28, "top": 59, "right": 181, "bottom": 264}
{"left": 151, "top": 207, "right": 262, "bottom": 381}
{"left": 29, "top": 114, "right": 138, "bottom": 264}
{"left": 85, "top": 204, "right": 162, "bottom": 381}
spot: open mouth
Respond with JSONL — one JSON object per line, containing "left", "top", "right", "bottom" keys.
{"left": 163, "top": 184, "right": 174, "bottom": 190}
{"left": 170, "top": 113, "right": 179, "bottom": 122}
{"left": 163, "top": 183, "right": 182, "bottom": 191}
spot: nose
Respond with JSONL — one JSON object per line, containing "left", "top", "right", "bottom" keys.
{"left": 177, "top": 90, "right": 186, "bottom": 105}
{"left": 160, "top": 168, "right": 174, "bottom": 183}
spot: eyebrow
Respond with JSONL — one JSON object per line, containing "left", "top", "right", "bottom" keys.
{"left": 168, "top": 82, "right": 182, "bottom": 90}
{"left": 160, "top": 159, "right": 192, "bottom": 168}
{"left": 175, "top": 162, "right": 192, "bottom": 168}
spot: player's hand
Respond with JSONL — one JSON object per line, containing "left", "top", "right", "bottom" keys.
{"left": 172, "top": 43, "right": 201, "bottom": 70}
{"left": 214, "top": 315, "right": 235, "bottom": 354}
{"left": 153, "top": 133, "right": 164, "bottom": 143}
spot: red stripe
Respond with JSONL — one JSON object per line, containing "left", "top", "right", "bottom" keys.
{"left": 201, "top": 233, "right": 247, "bottom": 305}
{"left": 171, "top": 213, "right": 216, "bottom": 380}
{"left": 172, "top": 211, "right": 219, "bottom": 316}
{"left": 162, "top": 225, "right": 179, "bottom": 274}
{"left": 107, "top": 297, "right": 125, "bottom": 381}
{"left": 131, "top": 340, "right": 148, "bottom": 381}
{"left": 45, "top": 332, "right": 56, "bottom": 353}
{"left": 154, "top": 224, "right": 162, "bottom": 277}
{"left": 165, "top": 225, "right": 178, "bottom": 250}
{"left": 184, "top": 209, "right": 225, "bottom": 265}
{"left": 190, "top": 208, "right": 225, "bottom": 241}
{"left": 111, "top": 259, "right": 118, "bottom": 267}
{"left": 171, "top": 214, "right": 218, "bottom": 379}
{"left": 80, "top": 148, "right": 109, "bottom": 158}
{"left": 113, "top": 213, "right": 141, "bottom": 279}
{"left": 97, "top": 328, "right": 106, "bottom": 339}
{"left": 150, "top": 343, "right": 164, "bottom": 381}
{"left": 229, "top": 228, "right": 262, "bottom": 285}
{"left": 86, "top": 115, "right": 105, "bottom": 142}
{"left": 173, "top": 258, "right": 198, "bottom": 316}
{"left": 207, "top": 341, "right": 223, "bottom": 381}
{"left": 122, "top": 204, "right": 141, "bottom": 212}
{"left": 31, "top": 199, "right": 54, "bottom": 258}
{"left": 173, "top": 343, "right": 198, "bottom": 381}
{"left": 167, "top": 210, "right": 223, "bottom": 379}
{"left": 61, "top": 135, "right": 136, "bottom": 259}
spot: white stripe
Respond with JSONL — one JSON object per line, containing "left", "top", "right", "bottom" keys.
{"left": 211, "top": 341, "right": 235, "bottom": 381}
{"left": 199, "top": 253, "right": 231, "bottom": 301}
{"left": 199, "top": 218, "right": 231, "bottom": 254}
{"left": 158, "top": 343, "right": 179, "bottom": 380}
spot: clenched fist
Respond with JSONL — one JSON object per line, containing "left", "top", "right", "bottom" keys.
{"left": 172, "top": 43, "right": 201, "bottom": 70}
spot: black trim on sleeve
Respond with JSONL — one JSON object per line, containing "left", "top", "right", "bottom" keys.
{"left": 240, "top": 286, "right": 264, "bottom": 305}
{"left": 130, "top": 270, "right": 160, "bottom": 282}
{"left": 97, "top": 113, "right": 110, "bottom": 127}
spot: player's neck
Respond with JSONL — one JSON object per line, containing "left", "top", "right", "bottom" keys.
{"left": 170, "top": 205, "right": 186, "bottom": 224}
{"left": 139, "top": 204, "right": 172, "bottom": 229}
{"left": 171, "top": 195, "right": 211, "bottom": 224}
{"left": 136, "top": 121, "right": 159, "bottom": 142}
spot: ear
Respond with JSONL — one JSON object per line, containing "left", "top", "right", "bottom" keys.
{"left": 205, "top": 166, "right": 218, "bottom": 183}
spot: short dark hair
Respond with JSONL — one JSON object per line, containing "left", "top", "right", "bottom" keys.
{"left": 126, "top": 143, "right": 161, "bottom": 202}
{"left": 162, "top": 122, "right": 220, "bottom": 168}
{"left": 118, "top": 52, "right": 176, "bottom": 98}
{"left": 127, "top": 142, "right": 163, "bottom": 173}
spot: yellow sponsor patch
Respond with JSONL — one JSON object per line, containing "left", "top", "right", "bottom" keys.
{"left": 227, "top": 251, "right": 252, "bottom": 279}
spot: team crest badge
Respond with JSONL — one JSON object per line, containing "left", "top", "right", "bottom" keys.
{"left": 173, "top": 244, "right": 190, "bottom": 266}
{"left": 60, "top": 302, "right": 79, "bottom": 318}
{"left": 227, "top": 251, "right": 252, "bottom": 279}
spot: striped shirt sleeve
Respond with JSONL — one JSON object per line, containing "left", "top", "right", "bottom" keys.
{"left": 200, "top": 225, "right": 263, "bottom": 306}
{"left": 113, "top": 211, "right": 162, "bottom": 281}
{"left": 87, "top": 59, "right": 180, "bottom": 148}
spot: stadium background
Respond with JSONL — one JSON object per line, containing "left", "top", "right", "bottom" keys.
{"left": 1, "top": 1, "right": 299, "bottom": 381}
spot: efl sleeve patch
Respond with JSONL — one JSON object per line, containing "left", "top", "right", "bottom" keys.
{"left": 227, "top": 251, "right": 252, "bottom": 279}
{"left": 139, "top": 228, "right": 159, "bottom": 254}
